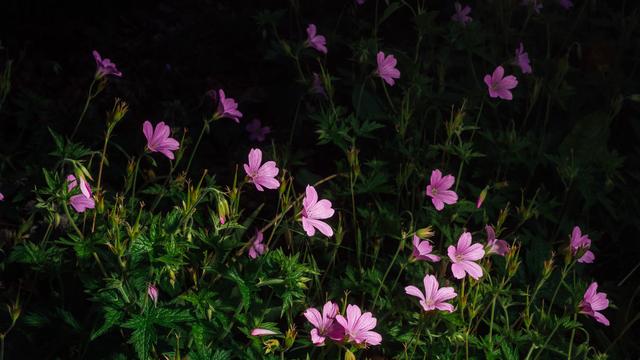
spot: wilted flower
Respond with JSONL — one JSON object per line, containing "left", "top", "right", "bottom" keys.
{"left": 451, "top": 2, "right": 472, "bottom": 25}
{"left": 335, "top": 304, "right": 382, "bottom": 346}
{"left": 248, "top": 230, "right": 266, "bottom": 259}
{"left": 448, "top": 232, "right": 485, "bottom": 280}
{"left": 243, "top": 148, "right": 280, "bottom": 191}
{"left": 306, "top": 24, "right": 327, "bottom": 54}
{"left": 405, "top": 274, "right": 457, "bottom": 312}
{"left": 579, "top": 282, "right": 610, "bottom": 326}
{"left": 143, "top": 121, "right": 180, "bottom": 160}
{"left": 213, "top": 89, "right": 243, "bottom": 122}
{"left": 301, "top": 185, "right": 335, "bottom": 237}
{"left": 570, "top": 226, "right": 595, "bottom": 263}
{"left": 67, "top": 174, "right": 95, "bottom": 213}
{"left": 425, "top": 169, "right": 458, "bottom": 211}
{"left": 92, "top": 50, "right": 122, "bottom": 79}
{"left": 245, "top": 118, "right": 271, "bottom": 142}
{"left": 484, "top": 66, "right": 518, "bottom": 100}
{"left": 485, "top": 225, "right": 510, "bottom": 256}
{"left": 303, "top": 301, "right": 343, "bottom": 346}
{"left": 412, "top": 235, "right": 440, "bottom": 262}
{"left": 147, "top": 283, "right": 159, "bottom": 305}
{"left": 251, "top": 328, "right": 278, "bottom": 336}
{"left": 376, "top": 51, "right": 401, "bottom": 86}
{"left": 515, "top": 43, "right": 533, "bottom": 74}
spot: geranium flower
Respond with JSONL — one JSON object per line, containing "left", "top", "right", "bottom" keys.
{"left": 484, "top": 66, "right": 518, "bottom": 100}
{"left": 425, "top": 169, "right": 458, "bottom": 211}
{"left": 448, "top": 232, "right": 485, "bottom": 280}
{"left": 335, "top": 304, "right": 382, "bottom": 346}
{"left": 515, "top": 43, "right": 532, "bottom": 74}
{"left": 405, "top": 274, "right": 457, "bottom": 312}
{"left": 143, "top": 121, "right": 180, "bottom": 160}
{"left": 570, "top": 226, "right": 595, "bottom": 263}
{"left": 243, "top": 148, "right": 280, "bottom": 191}
{"left": 306, "top": 24, "right": 328, "bottom": 54}
{"left": 485, "top": 225, "right": 510, "bottom": 256}
{"left": 92, "top": 50, "right": 122, "bottom": 79}
{"left": 245, "top": 118, "right": 271, "bottom": 142}
{"left": 0, "top": 192, "right": 4, "bottom": 201}
{"left": 67, "top": 174, "right": 95, "bottom": 213}
{"left": 412, "top": 235, "right": 440, "bottom": 262}
{"left": 147, "top": 283, "right": 159, "bottom": 305}
{"left": 303, "top": 301, "right": 344, "bottom": 346}
{"left": 213, "top": 89, "right": 243, "bottom": 122}
{"left": 248, "top": 230, "right": 266, "bottom": 259}
{"left": 451, "top": 2, "right": 472, "bottom": 25}
{"left": 579, "top": 282, "right": 610, "bottom": 326}
{"left": 301, "top": 185, "right": 335, "bottom": 237}
{"left": 376, "top": 51, "right": 401, "bottom": 86}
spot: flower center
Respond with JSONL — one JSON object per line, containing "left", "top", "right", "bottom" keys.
{"left": 431, "top": 188, "right": 438, "bottom": 195}
{"left": 455, "top": 254, "right": 464, "bottom": 262}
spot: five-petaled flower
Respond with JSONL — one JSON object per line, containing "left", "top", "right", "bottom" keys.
{"left": 67, "top": 174, "right": 95, "bottom": 213}
{"left": 306, "top": 24, "right": 328, "bottom": 54}
{"left": 448, "top": 232, "right": 485, "bottom": 280}
{"left": 484, "top": 66, "right": 518, "bottom": 100}
{"left": 248, "top": 230, "right": 267, "bottom": 259}
{"left": 486, "top": 225, "right": 510, "bottom": 256}
{"left": 579, "top": 282, "right": 610, "bottom": 326}
{"left": 570, "top": 226, "right": 595, "bottom": 263}
{"left": 93, "top": 50, "right": 122, "bottom": 79}
{"left": 303, "top": 301, "right": 344, "bottom": 346}
{"left": 245, "top": 118, "right": 271, "bottom": 142}
{"left": 213, "top": 89, "right": 243, "bottom": 122}
{"left": 405, "top": 274, "right": 457, "bottom": 312}
{"left": 376, "top": 51, "right": 401, "bottom": 86}
{"left": 451, "top": 2, "right": 472, "bottom": 25}
{"left": 143, "top": 121, "right": 180, "bottom": 160}
{"left": 412, "top": 235, "right": 441, "bottom": 262}
{"left": 301, "top": 185, "right": 335, "bottom": 237}
{"left": 243, "top": 148, "right": 280, "bottom": 191}
{"left": 335, "top": 304, "right": 382, "bottom": 346}
{"left": 425, "top": 169, "right": 458, "bottom": 211}
{"left": 515, "top": 43, "right": 533, "bottom": 74}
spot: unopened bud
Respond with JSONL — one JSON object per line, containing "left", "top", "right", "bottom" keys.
{"left": 416, "top": 226, "right": 435, "bottom": 239}
{"left": 476, "top": 187, "right": 489, "bottom": 208}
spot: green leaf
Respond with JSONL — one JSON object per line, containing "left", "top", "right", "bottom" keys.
{"left": 91, "top": 307, "right": 124, "bottom": 340}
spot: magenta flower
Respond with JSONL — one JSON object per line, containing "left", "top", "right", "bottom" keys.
{"left": 243, "top": 148, "right": 280, "bottom": 192}
{"left": 306, "top": 24, "right": 328, "bottom": 54}
{"left": 214, "top": 89, "right": 243, "bottom": 122}
{"left": 143, "top": 121, "right": 180, "bottom": 160}
{"left": 515, "top": 43, "right": 532, "bottom": 74}
{"left": 485, "top": 225, "right": 510, "bottom": 256}
{"left": 248, "top": 230, "right": 266, "bottom": 259}
{"left": 311, "top": 72, "right": 326, "bottom": 96}
{"left": 570, "top": 226, "right": 595, "bottom": 264}
{"left": 376, "top": 51, "right": 401, "bottom": 86}
{"left": 92, "top": 50, "right": 122, "bottom": 79}
{"left": 67, "top": 174, "right": 95, "bottom": 213}
{"left": 147, "top": 283, "right": 159, "bottom": 305}
{"left": 0, "top": 192, "right": 4, "bottom": 201}
{"left": 245, "top": 118, "right": 271, "bottom": 142}
{"left": 448, "top": 232, "right": 485, "bottom": 280}
{"left": 405, "top": 274, "right": 457, "bottom": 313}
{"left": 301, "top": 185, "right": 335, "bottom": 237}
{"left": 251, "top": 328, "right": 278, "bottom": 336}
{"left": 558, "top": 0, "right": 573, "bottom": 10}
{"left": 303, "top": 301, "right": 344, "bottom": 346}
{"left": 425, "top": 169, "right": 458, "bottom": 211}
{"left": 335, "top": 304, "right": 382, "bottom": 346}
{"left": 579, "top": 282, "right": 610, "bottom": 326}
{"left": 451, "top": 2, "right": 472, "bottom": 25}
{"left": 484, "top": 66, "right": 518, "bottom": 100}
{"left": 412, "top": 235, "right": 440, "bottom": 262}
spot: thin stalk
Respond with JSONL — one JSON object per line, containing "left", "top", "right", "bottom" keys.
{"left": 71, "top": 78, "right": 97, "bottom": 139}
{"left": 372, "top": 235, "right": 406, "bottom": 310}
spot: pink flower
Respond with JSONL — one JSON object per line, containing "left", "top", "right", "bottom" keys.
{"left": 245, "top": 118, "right": 271, "bottom": 142}
{"left": 484, "top": 66, "right": 518, "bottom": 100}
{"left": 376, "top": 51, "right": 401, "bottom": 86}
{"left": 251, "top": 328, "right": 278, "bottom": 336}
{"left": 412, "top": 235, "right": 440, "bottom": 262}
{"left": 335, "top": 304, "right": 382, "bottom": 346}
{"left": 248, "top": 230, "right": 266, "bottom": 259}
{"left": 306, "top": 24, "right": 327, "bottom": 54}
{"left": 558, "top": 0, "right": 573, "bottom": 10}
{"left": 311, "top": 73, "right": 326, "bottom": 96}
{"left": 67, "top": 174, "right": 95, "bottom": 213}
{"left": 579, "top": 282, "right": 610, "bottom": 326}
{"left": 147, "top": 283, "right": 159, "bottom": 305}
{"left": 570, "top": 226, "right": 595, "bottom": 264}
{"left": 514, "top": 43, "right": 532, "bottom": 74}
{"left": 214, "top": 89, "right": 243, "bottom": 122}
{"left": 0, "top": 192, "right": 5, "bottom": 201}
{"left": 301, "top": 185, "right": 335, "bottom": 237}
{"left": 243, "top": 148, "right": 280, "bottom": 191}
{"left": 92, "top": 50, "right": 122, "bottom": 79}
{"left": 448, "top": 232, "right": 485, "bottom": 280}
{"left": 143, "top": 121, "right": 180, "bottom": 160}
{"left": 425, "top": 169, "right": 458, "bottom": 211}
{"left": 485, "top": 225, "right": 510, "bottom": 256}
{"left": 405, "top": 274, "right": 457, "bottom": 312}
{"left": 303, "top": 301, "right": 344, "bottom": 346}
{"left": 451, "top": 2, "right": 472, "bottom": 25}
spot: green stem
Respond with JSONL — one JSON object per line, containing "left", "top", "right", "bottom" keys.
{"left": 71, "top": 78, "right": 97, "bottom": 139}
{"left": 185, "top": 119, "right": 210, "bottom": 174}
{"left": 372, "top": 235, "right": 406, "bottom": 310}
{"left": 62, "top": 198, "right": 84, "bottom": 240}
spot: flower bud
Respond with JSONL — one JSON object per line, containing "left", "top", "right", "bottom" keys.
{"left": 284, "top": 326, "right": 297, "bottom": 349}
{"left": 416, "top": 226, "right": 434, "bottom": 239}
{"left": 476, "top": 187, "right": 488, "bottom": 208}
{"left": 147, "top": 283, "right": 159, "bottom": 306}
